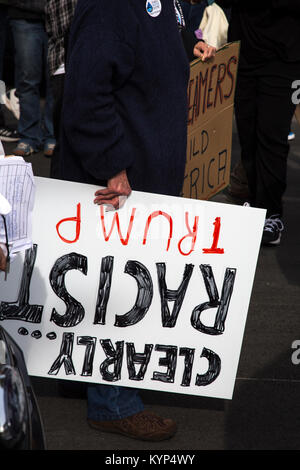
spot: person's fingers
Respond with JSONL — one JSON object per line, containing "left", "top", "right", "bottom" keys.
{"left": 94, "top": 188, "right": 117, "bottom": 197}
{"left": 194, "top": 42, "right": 216, "bottom": 62}
{"left": 193, "top": 47, "right": 202, "bottom": 58}
{"left": 94, "top": 195, "right": 116, "bottom": 205}
{"left": 94, "top": 194, "right": 128, "bottom": 210}
{"left": 94, "top": 170, "right": 132, "bottom": 210}
{"left": 0, "top": 246, "right": 7, "bottom": 272}
{"left": 94, "top": 191, "right": 119, "bottom": 202}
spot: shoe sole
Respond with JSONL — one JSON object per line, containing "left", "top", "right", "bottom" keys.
{"left": 262, "top": 233, "right": 281, "bottom": 246}
{"left": 14, "top": 152, "right": 34, "bottom": 157}
{"left": 0, "top": 136, "right": 20, "bottom": 142}
{"left": 88, "top": 420, "right": 177, "bottom": 441}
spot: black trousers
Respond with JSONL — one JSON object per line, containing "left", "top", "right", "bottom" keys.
{"left": 234, "top": 60, "right": 300, "bottom": 217}
{"left": 50, "top": 73, "right": 65, "bottom": 179}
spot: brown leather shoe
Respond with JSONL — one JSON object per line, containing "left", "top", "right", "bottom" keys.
{"left": 226, "top": 160, "right": 250, "bottom": 201}
{"left": 88, "top": 410, "right": 177, "bottom": 441}
{"left": 44, "top": 142, "right": 56, "bottom": 157}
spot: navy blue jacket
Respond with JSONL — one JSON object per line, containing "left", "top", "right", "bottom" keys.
{"left": 60, "top": 0, "right": 190, "bottom": 196}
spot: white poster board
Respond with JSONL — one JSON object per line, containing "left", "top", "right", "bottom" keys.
{"left": 0, "top": 177, "right": 265, "bottom": 400}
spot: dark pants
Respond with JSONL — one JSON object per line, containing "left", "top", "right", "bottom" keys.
{"left": 10, "top": 19, "right": 55, "bottom": 150}
{"left": 50, "top": 73, "right": 65, "bottom": 179}
{"left": 0, "top": 6, "right": 8, "bottom": 127}
{"left": 235, "top": 60, "right": 299, "bottom": 217}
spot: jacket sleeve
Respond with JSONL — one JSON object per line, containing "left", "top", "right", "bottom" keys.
{"left": 216, "top": 0, "right": 235, "bottom": 8}
{"left": 181, "top": 30, "right": 200, "bottom": 62}
{"left": 62, "top": 25, "right": 136, "bottom": 181}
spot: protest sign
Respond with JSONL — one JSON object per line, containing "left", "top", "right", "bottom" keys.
{"left": 0, "top": 176, "right": 265, "bottom": 400}
{"left": 182, "top": 42, "right": 240, "bottom": 201}
{"left": 294, "top": 104, "right": 300, "bottom": 128}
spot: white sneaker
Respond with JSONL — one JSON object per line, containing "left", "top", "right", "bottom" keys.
{"left": 288, "top": 132, "right": 295, "bottom": 141}
{"left": 5, "top": 89, "right": 20, "bottom": 120}
{"left": 262, "top": 215, "right": 284, "bottom": 246}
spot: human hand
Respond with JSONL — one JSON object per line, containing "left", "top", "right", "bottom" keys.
{"left": 193, "top": 41, "right": 216, "bottom": 61}
{"left": 94, "top": 169, "right": 132, "bottom": 210}
{"left": 0, "top": 245, "right": 7, "bottom": 272}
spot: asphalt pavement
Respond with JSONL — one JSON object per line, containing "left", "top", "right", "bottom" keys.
{"left": 2, "top": 115, "right": 300, "bottom": 452}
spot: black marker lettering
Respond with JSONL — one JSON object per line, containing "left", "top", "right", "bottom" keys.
{"left": 191, "top": 264, "right": 236, "bottom": 335}
{"left": 179, "top": 347, "right": 195, "bottom": 387}
{"left": 99, "top": 339, "right": 124, "bottom": 382}
{"left": 50, "top": 253, "right": 87, "bottom": 328}
{"left": 77, "top": 336, "right": 97, "bottom": 376}
{"left": 152, "top": 345, "right": 178, "bottom": 383}
{"left": 94, "top": 256, "right": 114, "bottom": 325}
{"left": 126, "top": 342, "right": 153, "bottom": 381}
{"left": 195, "top": 347, "right": 221, "bottom": 386}
{"left": 0, "top": 245, "right": 43, "bottom": 323}
{"left": 157, "top": 263, "right": 194, "bottom": 327}
{"left": 114, "top": 261, "right": 153, "bottom": 327}
{"left": 48, "top": 332, "right": 76, "bottom": 376}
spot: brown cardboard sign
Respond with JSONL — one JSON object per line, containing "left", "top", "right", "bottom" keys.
{"left": 182, "top": 42, "right": 240, "bottom": 200}
{"left": 294, "top": 103, "right": 300, "bottom": 128}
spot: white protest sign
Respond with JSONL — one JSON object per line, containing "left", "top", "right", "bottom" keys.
{"left": 0, "top": 177, "right": 266, "bottom": 400}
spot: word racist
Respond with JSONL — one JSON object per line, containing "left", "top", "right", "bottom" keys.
{"left": 0, "top": 245, "right": 236, "bottom": 333}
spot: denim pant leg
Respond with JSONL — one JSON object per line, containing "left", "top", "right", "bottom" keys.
{"left": 43, "top": 74, "right": 55, "bottom": 146}
{"left": 41, "top": 38, "right": 55, "bottom": 146}
{"left": 87, "top": 384, "right": 144, "bottom": 421}
{"left": 10, "top": 19, "right": 53, "bottom": 150}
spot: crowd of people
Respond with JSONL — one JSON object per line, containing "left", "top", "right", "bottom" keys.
{"left": 0, "top": 0, "right": 299, "bottom": 442}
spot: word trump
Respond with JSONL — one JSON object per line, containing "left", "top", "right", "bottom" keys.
{"left": 55, "top": 204, "right": 225, "bottom": 256}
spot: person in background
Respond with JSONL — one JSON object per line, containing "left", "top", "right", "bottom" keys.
{"left": 218, "top": 0, "right": 300, "bottom": 246}
{"left": 45, "top": 0, "right": 77, "bottom": 178}
{"left": 45, "top": 0, "right": 215, "bottom": 178}
{"left": 180, "top": 0, "right": 215, "bottom": 34}
{"left": 0, "top": 2, "right": 19, "bottom": 143}
{"left": 6, "top": 0, "right": 56, "bottom": 157}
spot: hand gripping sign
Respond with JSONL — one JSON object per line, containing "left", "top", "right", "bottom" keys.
{"left": 0, "top": 177, "right": 265, "bottom": 400}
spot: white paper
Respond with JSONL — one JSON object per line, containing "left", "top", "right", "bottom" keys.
{"left": 0, "top": 157, "right": 35, "bottom": 257}
{"left": 0, "top": 140, "right": 4, "bottom": 158}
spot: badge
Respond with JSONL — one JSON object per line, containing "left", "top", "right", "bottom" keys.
{"left": 146, "top": 0, "right": 162, "bottom": 18}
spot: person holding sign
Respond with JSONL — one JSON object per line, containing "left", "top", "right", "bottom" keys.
{"left": 218, "top": 0, "right": 300, "bottom": 246}
{"left": 60, "top": 0, "right": 215, "bottom": 441}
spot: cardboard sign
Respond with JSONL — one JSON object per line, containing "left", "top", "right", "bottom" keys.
{"left": 0, "top": 177, "right": 265, "bottom": 400}
{"left": 294, "top": 104, "right": 300, "bottom": 128}
{"left": 182, "top": 42, "right": 240, "bottom": 200}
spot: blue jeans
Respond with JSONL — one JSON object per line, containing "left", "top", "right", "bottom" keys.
{"left": 87, "top": 384, "right": 144, "bottom": 421}
{"left": 10, "top": 19, "right": 55, "bottom": 150}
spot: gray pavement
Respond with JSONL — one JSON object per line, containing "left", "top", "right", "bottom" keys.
{"left": 2, "top": 116, "right": 300, "bottom": 451}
